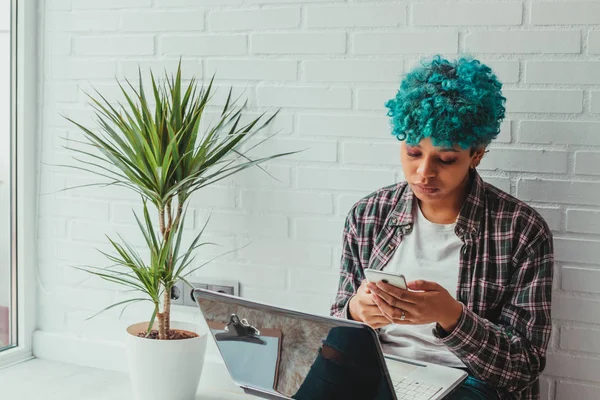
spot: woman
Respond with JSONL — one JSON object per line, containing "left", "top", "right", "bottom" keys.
{"left": 331, "top": 56, "right": 553, "bottom": 400}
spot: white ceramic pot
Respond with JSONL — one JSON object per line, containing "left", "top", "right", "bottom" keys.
{"left": 126, "top": 321, "right": 208, "bottom": 400}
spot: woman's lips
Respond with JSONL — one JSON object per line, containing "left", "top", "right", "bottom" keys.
{"left": 413, "top": 184, "right": 440, "bottom": 194}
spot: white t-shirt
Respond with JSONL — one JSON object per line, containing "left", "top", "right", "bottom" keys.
{"left": 379, "top": 203, "right": 465, "bottom": 368}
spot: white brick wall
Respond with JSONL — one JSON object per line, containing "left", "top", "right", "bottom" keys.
{"left": 504, "top": 90, "right": 583, "bottom": 113}
{"left": 299, "top": 114, "right": 389, "bottom": 137}
{"left": 566, "top": 209, "right": 600, "bottom": 234}
{"left": 562, "top": 266, "right": 600, "bottom": 294}
{"left": 121, "top": 10, "right": 206, "bottom": 31}
{"left": 560, "top": 326, "right": 600, "bottom": 354}
{"left": 531, "top": 2, "right": 600, "bottom": 25}
{"left": 305, "top": 4, "right": 406, "bottom": 28}
{"left": 466, "top": 30, "right": 581, "bottom": 54}
{"left": 208, "top": 8, "right": 300, "bottom": 31}
{"left": 160, "top": 34, "right": 247, "bottom": 56}
{"left": 519, "top": 121, "right": 600, "bottom": 146}
{"left": 556, "top": 382, "right": 600, "bottom": 400}
{"left": 518, "top": 180, "right": 600, "bottom": 206}
{"left": 590, "top": 32, "right": 600, "bottom": 55}
{"left": 592, "top": 91, "right": 600, "bottom": 113}
{"left": 412, "top": 3, "right": 523, "bottom": 26}
{"left": 206, "top": 59, "right": 297, "bottom": 80}
{"left": 73, "top": 35, "right": 155, "bottom": 56}
{"left": 526, "top": 61, "right": 600, "bottom": 85}
{"left": 241, "top": 189, "right": 334, "bottom": 214}
{"left": 257, "top": 85, "right": 351, "bottom": 108}
{"left": 354, "top": 31, "right": 458, "bottom": 54}
{"left": 341, "top": 142, "right": 400, "bottom": 166}
{"left": 303, "top": 59, "right": 404, "bottom": 83}
{"left": 479, "top": 149, "right": 568, "bottom": 174}
{"left": 252, "top": 32, "right": 346, "bottom": 54}
{"left": 575, "top": 151, "right": 600, "bottom": 176}
{"left": 37, "top": 1, "right": 600, "bottom": 397}
{"left": 72, "top": 0, "right": 151, "bottom": 9}
{"left": 46, "top": 11, "right": 120, "bottom": 31}
{"left": 294, "top": 217, "right": 345, "bottom": 243}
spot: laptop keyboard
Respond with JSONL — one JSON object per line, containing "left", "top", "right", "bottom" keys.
{"left": 392, "top": 378, "right": 443, "bottom": 400}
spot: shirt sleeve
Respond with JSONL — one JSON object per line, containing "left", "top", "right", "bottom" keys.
{"left": 342, "top": 295, "right": 355, "bottom": 320}
{"left": 330, "top": 209, "right": 363, "bottom": 319}
{"left": 434, "top": 233, "right": 553, "bottom": 393}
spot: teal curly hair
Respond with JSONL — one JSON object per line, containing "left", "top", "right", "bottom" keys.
{"left": 385, "top": 56, "right": 506, "bottom": 149}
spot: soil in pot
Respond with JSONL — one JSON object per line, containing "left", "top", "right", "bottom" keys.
{"left": 137, "top": 329, "right": 199, "bottom": 340}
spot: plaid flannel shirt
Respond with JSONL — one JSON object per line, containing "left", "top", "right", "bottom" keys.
{"left": 331, "top": 171, "right": 553, "bottom": 400}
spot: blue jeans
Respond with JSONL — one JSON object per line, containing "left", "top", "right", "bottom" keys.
{"left": 293, "top": 327, "right": 393, "bottom": 400}
{"left": 291, "top": 326, "right": 499, "bottom": 400}
{"left": 448, "top": 376, "right": 499, "bottom": 400}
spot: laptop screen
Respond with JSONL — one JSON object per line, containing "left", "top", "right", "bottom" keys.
{"left": 195, "top": 289, "right": 396, "bottom": 400}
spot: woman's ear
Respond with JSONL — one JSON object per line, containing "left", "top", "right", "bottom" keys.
{"left": 470, "top": 147, "right": 487, "bottom": 169}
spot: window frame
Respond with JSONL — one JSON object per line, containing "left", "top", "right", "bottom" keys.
{"left": 0, "top": 0, "right": 37, "bottom": 368}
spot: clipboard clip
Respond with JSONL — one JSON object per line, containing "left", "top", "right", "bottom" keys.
{"left": 215, "top": 314, "right": 266, "bottom": 345}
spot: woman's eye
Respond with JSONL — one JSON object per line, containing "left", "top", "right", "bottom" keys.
{"left": 407, "top": 152, "right": 421, "bottom": 158}
{"left": 439, "top": 159, "right": 457, "bottom": 165}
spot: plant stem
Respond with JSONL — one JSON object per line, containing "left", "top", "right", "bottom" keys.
{"left": 166, "top": 201, "right": 173, "bottom": 241}
{"left": 158, "top": 206, "right": 166, "bottom": 238}
{"left": 163, "top": 201, "right": 174, "bottom": 336}
{"left": 163, "top": 288, "right": 171, "bottom": 335}
{"left": 176, "top": 196, "right": 183, "bottom": 229}
{"left": 156, "top": 205, "right": 171, "bottom": 338}
{"left": 157, "top": 311, "right": 166, "bottom": 340}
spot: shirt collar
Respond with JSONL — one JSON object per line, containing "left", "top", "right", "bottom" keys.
{"left": 387, "top": 170, "right": 485, "bottom": 237}
{"left": 455, "top": 170, "right": 485, "bottom": 235}
{"left": 387, "top": 184, "right": 415, "bottom": 230}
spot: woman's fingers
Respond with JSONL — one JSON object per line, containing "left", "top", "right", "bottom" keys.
{"left": 367, "top": 282, "right": 419, "bottom": 304}
{"left": 372, "top": 294, "right": 416, "bottom": 323}
{"left": 366, "top": 314, "right": 394, "bottom": 329}
{"left": 371, "top": 291, "right": 418, "bottom": 315}
{"left": 362, "top": 305, "right": 393, "bottom": 326}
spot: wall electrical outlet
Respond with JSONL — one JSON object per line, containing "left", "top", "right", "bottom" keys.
{"left": 179, "top": 279, "right": 239, "bottom": 307}
{"left": 170, "top": 280, "right": 184, "bottom": 305}
{"left": 208, "top": 284, "right": 235, "bottom": 295}
{"left": 183, "top": 281, "right": 206, "bottom": 307}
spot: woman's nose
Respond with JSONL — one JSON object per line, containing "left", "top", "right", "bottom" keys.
{"left": 417, "top": 158, "right": 436, "bottom": 178}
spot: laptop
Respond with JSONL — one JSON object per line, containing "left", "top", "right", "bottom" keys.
{"left": 194, "top": 288, "right": 467, "bottom": 400}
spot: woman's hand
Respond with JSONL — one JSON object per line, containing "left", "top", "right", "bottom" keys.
{"left": 348, "top": 280, "right": 393, "bottom": 329}
{"left": 367, "top": 280, "right": 464, "bottom": 332}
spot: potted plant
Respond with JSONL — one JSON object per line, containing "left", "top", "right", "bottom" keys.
{"left": 64, "top": 63, "right": 293, "bottom": 400}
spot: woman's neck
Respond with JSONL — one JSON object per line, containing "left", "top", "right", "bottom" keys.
{"left": 417, "top": 174, "right": 471, "bottom": 224}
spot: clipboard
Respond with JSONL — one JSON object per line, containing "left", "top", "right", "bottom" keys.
{"left": 208, "top": 318, "right": 283, "bottom": 390}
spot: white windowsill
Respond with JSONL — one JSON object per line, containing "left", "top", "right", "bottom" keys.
{"left": 0, "top": 358, "right": 254, "bottom": 400}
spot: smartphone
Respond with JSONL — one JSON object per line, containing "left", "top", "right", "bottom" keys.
{"left": 364, "top": 269, "right": 407, "bottom": 290}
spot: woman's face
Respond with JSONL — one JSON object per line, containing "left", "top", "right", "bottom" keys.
{"left": 400, "top": 138, "right": 485, "bottom": 204}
